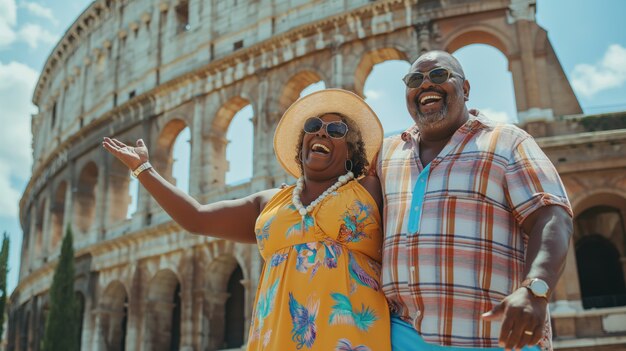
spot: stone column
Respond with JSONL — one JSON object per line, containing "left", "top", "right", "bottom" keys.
{"left": 191, "top": 287, "right": 207, "bottom": 350}
{"left": 27, "top": 203, "right": 37, "bottom": 273}
{"left": 204, "top": 291, "right": 231, "bottom": 350}
{"left": 96, "top": 152, "right": 110, "bottom": 242}
{"left": 41, "top": 186, "right": 53, "bottom": 264}
{"left": 240, "top": 278, "right": 253, "bottom": 343}
{"left": 90, "top": 309, "right": 111, "bottom": 351}
{"left": 414, "top": 19, "right": 431, "bottom": 54}
{"left": 189, "top": 96, "right": 206, "bottom": 197}
{"left": 330, "top": 42, "right": 344, "bottom": 89}
{"left": 507, "top": 0, "right": 554, "bottom": 125}
{"left": 551, "top": 239, "right": 582, "bottom": 310}
{"left": 63, "top": 159, "right": 75, "bottom": 236}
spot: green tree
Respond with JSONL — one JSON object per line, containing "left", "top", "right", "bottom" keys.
{"left": 42, "top": 227, "right": 79, "bottom": 351}
{"left": 0, "top": 232, "right": 9, "bottom": 340}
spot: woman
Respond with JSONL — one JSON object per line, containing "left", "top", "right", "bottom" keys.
{"left": 103, "top": 89, "right": 390, "bottom": 351}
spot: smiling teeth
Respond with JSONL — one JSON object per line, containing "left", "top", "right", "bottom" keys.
{"left": 420, "top": 95, "right": 442, "bottom": 104}
{"left": 312, "top": 143, "right": 330, "bottom": 153}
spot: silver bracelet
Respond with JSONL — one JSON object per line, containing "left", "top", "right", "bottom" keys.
{"left": 131, "top": 162, "right": 152, "bottom": 178}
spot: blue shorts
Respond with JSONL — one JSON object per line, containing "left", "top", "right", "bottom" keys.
{"left": 391, "top": 315, "right": 540, "bottom": 351}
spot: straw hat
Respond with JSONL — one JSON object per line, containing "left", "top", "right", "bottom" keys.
{"left": 274, "top": 88, "right": 383, "bottom": 178}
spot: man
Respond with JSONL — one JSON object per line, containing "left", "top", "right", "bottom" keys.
{"left": 376, "top": 50, "right": 573, "bottom": 351}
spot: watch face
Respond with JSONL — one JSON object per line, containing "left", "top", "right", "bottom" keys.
{"left": 530, "top": 279, "right": 549, "bottom": 296}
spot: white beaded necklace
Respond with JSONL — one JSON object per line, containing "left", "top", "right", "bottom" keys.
{"left": 292, "top": 171, "right": 355, "bottom": 218}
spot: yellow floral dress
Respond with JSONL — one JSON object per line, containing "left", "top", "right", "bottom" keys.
{"left": 247, "top": 180, "right": 391, "bottom": 351}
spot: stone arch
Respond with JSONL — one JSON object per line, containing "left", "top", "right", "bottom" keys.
{"left": 153, "top": 118, "right": 189, "bottom": 184}
{"left": 50, "top": 181, "right": 67, "bottom": 253}
{"left": 207, "top": 96, "right": 253, "bottom": 187}
{"left": 442, "top": 25, "right": 513, "bottom": 58}
{"left": 278, "top": 70, "right": 327, "bottom": 112}
{"left": 573, "top": 190, "right": 626, "bottom": 310}
{"left": 34, "top": 197, "right": 47, "bottom": 260}
{"left": 576, "top": 234, "right": 626, "bottom": 309}
{"left": 108, "top": 155, "right": 132, "bottom": 224}
{"left": 204, "top": 254, "right": 245, "bottom": 350}
{"left": 144, "top": 269, "right": 182, "bottom": 351}
{"left": 572, "top": 191, "right": 626, "bottom": 254}
{"left": 99, "top": 281, "right": 129, "bottom": 351}
{"left": 224, "top": 264, "right": 245, "bottom": 348}
{"left": 74, "top": 161, "right": 98, "bottom": 234}
{"left": 352, "top": 47, "right": 410, "bottom": 98}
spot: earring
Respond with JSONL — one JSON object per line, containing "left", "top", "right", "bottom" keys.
{"left": 345, "top": 159, "right": 353, "bottom": 172}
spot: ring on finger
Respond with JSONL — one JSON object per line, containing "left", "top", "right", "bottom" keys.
{"left": 524, "top": 330, "right": 534, "bottom": 336}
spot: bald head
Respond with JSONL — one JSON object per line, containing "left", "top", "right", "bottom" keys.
{"left": 412, "top": 50, "right": 465, "bottom": 78}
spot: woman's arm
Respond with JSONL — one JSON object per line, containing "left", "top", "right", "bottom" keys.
{"left": 358, "top": 175, "right": 383, "bottom": 218}
{"left": 103, "top": 137, "right": 278, "bottom": 243}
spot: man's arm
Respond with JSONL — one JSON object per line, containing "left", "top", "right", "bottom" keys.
{"left": 482, "top": 205, "right": 572, "bottom": 350}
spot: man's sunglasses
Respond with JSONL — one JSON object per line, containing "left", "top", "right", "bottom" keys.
{"left": 303, "top": 117, "right": 349, "bottom": 139}
{"left": 402, "top": 67, "right": 464, "bottom": 88}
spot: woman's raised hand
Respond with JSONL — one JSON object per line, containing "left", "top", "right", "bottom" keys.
{"left": 102, "top": 137, "right": 150, "bottom": 171}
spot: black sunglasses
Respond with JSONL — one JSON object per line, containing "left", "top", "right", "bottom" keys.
{"left": 303, "top": 117, "right": 349, "bottom": 139}
{"left": 402, "top": 67, "right": 464, "bottom": 88}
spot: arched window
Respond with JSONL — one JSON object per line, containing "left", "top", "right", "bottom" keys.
{"left": 144, "top": 270, "right": 181, "bottom": 351}
{"left": 575, "top": 206, "right": 626, "bottom": 309}
{"left": 225, "top": 107, "right": 253, "bottom": 185}
{"left": 299, "top": 81, "right": 326, "bottom": 98}
{"left": 172, "top": 126, "right": 191, "bottom": 194}
{"left": 170, "top": 283, "right": 182, "bottom": 351}
{"left": 126, "top": 177, "right": 139, "bottom": 219}
{"left": 154, "top": 119, "right": 190, "bottom": 193}
{"left": 74, "top": 162, "right": 98, "bottom": 234}
{"left": 363, "top": 60, "right": 411, "bottom": 135}
{"left": 453, "top": 44, "right": 518, "bottom": 123}
{"left": 224, "top": 265, "right": 244, "bottom": 348}
{"left": 100, "top": 282, "right": 128, "bottom": 351}
{"left": 175, "top": 0, "right": 190, "bottom": 32}
{"left": 34, "top": 198, "right": 47, "bottom": 260}
{"left": 76, "top": 292, "right": 85, "bottom": 349}
{"left": 51, "top": 182, "right": 67, "bottom": 251}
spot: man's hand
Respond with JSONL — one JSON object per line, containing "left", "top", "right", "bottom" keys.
{"left": 481, "top": 287, "right": 547, "bottom": 350}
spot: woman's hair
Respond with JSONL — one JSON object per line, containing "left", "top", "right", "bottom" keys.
{"left": 294, "top": 113, "right": 369, "bottom": 177}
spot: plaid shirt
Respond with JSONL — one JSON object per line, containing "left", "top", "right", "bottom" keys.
{"left": 377, "top": 113, "right": 572, "bottom": 349}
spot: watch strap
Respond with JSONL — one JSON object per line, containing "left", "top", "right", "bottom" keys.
{"left": 132, "top": 162, "right": 152, "bottom": 178}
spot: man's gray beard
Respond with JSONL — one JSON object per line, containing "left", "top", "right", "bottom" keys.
{"left": 416, "top": 103, "right": 448, "bottom": 129}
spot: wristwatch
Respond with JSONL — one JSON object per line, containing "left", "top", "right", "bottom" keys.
{"left": 521, "top": 278, "right": 550, "bottom": 299}
{"left": 131, "top": 162, "right": 152, "bottom": 178}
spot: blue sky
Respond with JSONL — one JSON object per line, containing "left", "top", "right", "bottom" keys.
{"left": 1, "top": 0, "right": 625, "bottom": 293}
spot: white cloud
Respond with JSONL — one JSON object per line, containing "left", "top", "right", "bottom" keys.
{"left": 479, "top": 108, "right": 512, "bottom": 123}
{"left": 365, "top": 89, "right": 382, "bottom": 100}
{"left": 0, "top": 0, "right": 17, "bottom": 47}
{"left": 571, "top": 44, "right": 626, "bottom": 98}
{"left": 0, "top": 0, "right": 59, "bottom": 49}
{"left": 0, "top": 0, "right": 17, "bottom": 26}
{"left": 19, "top": 1, "right": 57, "bottom": 25}
{"left": 18, "top": 22, "right": 58, "bottom": 48}
{"left": 0, "top": 60, "right": 36, "bottom": 217}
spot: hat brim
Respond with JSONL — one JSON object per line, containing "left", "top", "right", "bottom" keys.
{"left": 274, "top": 88, "right": 383, "bottom": 178}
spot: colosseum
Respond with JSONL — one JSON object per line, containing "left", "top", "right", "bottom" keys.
{"left": 8, "top": 0, "right": 626, "bottom": 350}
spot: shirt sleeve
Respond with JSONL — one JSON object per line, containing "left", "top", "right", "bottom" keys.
{"left": 504, "top": 136, "right": 573, "bottom": 225}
